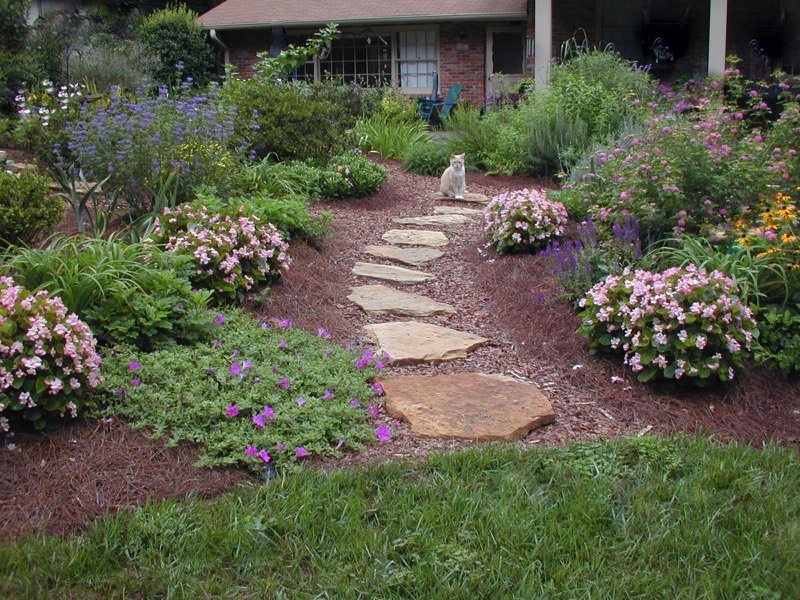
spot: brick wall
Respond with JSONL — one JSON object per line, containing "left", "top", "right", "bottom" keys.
{"left": 438, "top": 23, "right": 486, "bottom": 106}
{"left": 222, "top": 29, "right": 269, "bottom": 78}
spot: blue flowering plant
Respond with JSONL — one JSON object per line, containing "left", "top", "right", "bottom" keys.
{"left": 578, "top": 265, "right": 759, "bottom": 385}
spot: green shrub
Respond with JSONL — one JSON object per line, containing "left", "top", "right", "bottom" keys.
{"left": 97, "top": 309, "right": 385, "bottom": 471}
{"left": 239, "top": 158, "right": 323, "bottom": 198}
{"left": 68, "top": 40, "right": 157, "bottom": 94}
{"left": 137, "top": 5, "right": 223, "bottom": 88}
{"left": 578, "top": 266, "right": 759, "bottom": 385}
{"left": 403, "top": 142, "right": 452, "bottom": 176}
{"left": 0, "top": 0, "right": 33, "bottom": 107}
{"left": 755, "top": 305, "right": 800, "bottom": 376}
{"left": 0, "top": 169, "right": 63, "bottom": 246}
{"left": 353, "top": 114, "right": 431, "bottom": 159}
{"left": 0, "top": 275, "right": 103, "bottom": 433}
{"left": 318, "top": 151, "right": 387, "bottom": 198}
{"left": 309, "top": 82, "right": 383, "bottom": 128}
{"left": 443, "top": 106, "right": 500, "bottom": 171}
{"left": 222, "top": 79, "right": 343, "bottom": 162}
{"left": 149, "top": 202, "right": 291, "bottom": 303}
{"left": 0, "top": 237, "right": 213, "bottom": 350}
{"left": 526, "top": 103, "right": 590, "bottom": 176}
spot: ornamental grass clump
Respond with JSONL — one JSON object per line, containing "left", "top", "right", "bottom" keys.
{"left": 483, "top": 188, "right": 568, "bottom": 253}
{"left": 148, "top": 203, "right": 290, "bottom": 303}
{"left": 0, "top": 276, "right": 102, "bottom": 433}
{"left": 578, "top": 265, "right": 758, "bottom": 385}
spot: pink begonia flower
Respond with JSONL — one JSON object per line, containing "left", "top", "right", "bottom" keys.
{"left": 375, "top": 426, "right": 391, "bottom": 441}
{"left": 226, "top": 404, "right": 239, "bottom": 417}
{"left": 295, "top": 446, "right": 308, "bottom": 458}
{"left": 129, "top": 361, "right": 141, "bottom": 370}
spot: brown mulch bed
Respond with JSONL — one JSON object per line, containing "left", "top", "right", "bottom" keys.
{"left": 2, "top": 157, "right": 799, "bottom": 541}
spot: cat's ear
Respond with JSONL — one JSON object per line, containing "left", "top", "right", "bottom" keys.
{"left": 450, "top": 154, "right": 457, "bottom": 159}
{"left": 457, "top": 153, "right": 465, "bottom": 160}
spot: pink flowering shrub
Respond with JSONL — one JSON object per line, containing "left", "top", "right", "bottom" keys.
{"left": 578, "top": 265, "right": 758, "bottom": 384}
{"left": 484, "top": 188, "right": 568, "bottom": 253}
{"left": 0, "top": 276, "right": 103, "bottom": 432}
{"left": 149, "top": 203, "right": 291, "bottom": 303}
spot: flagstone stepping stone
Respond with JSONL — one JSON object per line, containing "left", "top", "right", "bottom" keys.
{"left": 428, "top": 192, "right": 490, "bottom": 204}
{"left": 379, "top": 373, "right": 555, "bottom": 441}
{"left": 348, "top": 285, "right": 456, "bottom": 317}
{"left": 363, "top": 245, "right": 443, "bottom": 267}
{"left": 392, "top": 214, "right": 471, "bottom": 226}
{"left": 363, "top": 322, "right": 488, "bottom": 365}
{"left": 353, "top": 262, "right": 435, "bottom": 284}
{"left": 382, "top": 229, "right": 449, "bottom": 247}
{"left": 433, "top": 206, "right": 484, "bottom": 216}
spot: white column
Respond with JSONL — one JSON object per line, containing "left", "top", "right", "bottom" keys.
{"left": 708, "top": 0, "right": 728, "bottom": 76}
{"left": 534, "top": 0, "right": 552, "bottom": 87}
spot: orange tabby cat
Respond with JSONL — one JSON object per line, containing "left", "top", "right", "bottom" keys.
{"left": 440, "top": 153, "right": 466, "bottom": 199}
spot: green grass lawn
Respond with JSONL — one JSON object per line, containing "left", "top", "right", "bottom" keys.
{"left": 1, "top": 435, "right": 798, "bottom": 599}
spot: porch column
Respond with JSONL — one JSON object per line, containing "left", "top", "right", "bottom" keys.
{"left": 708, "top": 0, "right": 728, "bottom": 76}
{"left": 534, "top": 0, "right": 552, "bottom": 87}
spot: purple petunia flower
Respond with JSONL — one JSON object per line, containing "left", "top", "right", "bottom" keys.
{"left": 263, "top": 405, "right": 275, "bottom": 420}
{"left": 278, "top": 377, "right": 290, "bottom": 389}
{"left": 230, "top": 362, "right": 241, "bottom": 376}
{"left": 295, "top": 446, "right": 308, "bottom": 458}
{"left": 372, "top": 382, "right": 385, "bottom": 396}
{"left": 131, "top": 378, "right": 141, "bottom": 387}
{"left": 349, "top": 399, "right": 361, "bottom": 408}
{"left": 317, "top": 327, "right": 332, "bottom": 340}
{"left": 258, "top": 450, "right": 271, "bottom": 463}
{"left": 318, "top": 389, "right": 334, "bottom": 401}
{"left": 296, "top": 397, "right": 307, "bottom": 406}
{"left": 278, "top": 339, "right": 288, "bottom": 349}
{"left": 226, "top": 404, "right": 239, "bottom": 417}
{"left": 252, "top": 413, "right": 266, "bottom": 428}
{"left": 214, "top": 314, "right": 226, "bottom": 326}
{"left": 336, "top": 439, "right": 345, "bottom": 449}
{"left": 129, "top": 361, "right": 141, "bottom": 371}
{"left": 246, "top": 445, "right": 258, "bottom": 456}
{"left": 375, "top": 426, "right": 391, "bottom": 442}
{"left": 279, "top": 318, "right": 292, "bottom": 329}
{"left": 276, "top": 443, "right": 287, "bottom": 451}
{"left": 213, "top": 340, "right": 222, "bottom": 348}
{"left": 366, "top": 405, "right": 380, "bottom": 417}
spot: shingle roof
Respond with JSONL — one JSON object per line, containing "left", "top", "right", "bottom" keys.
{"left": 198, "top": 0, "right": 528, "bottom": 29}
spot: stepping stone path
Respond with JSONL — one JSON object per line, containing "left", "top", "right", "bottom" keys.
{"left": 363, "top": 322, "right": 488, "bottom": 365}
{"left": 432, "top": 206, "right": 484, "bottom": 216}
{"left": 348, "top": 285, "right": 456, "bottom": 317}
{"left": 379, "top": 374, "right": 555, "bottom": 441}
{"left": 427, "top": 192, "right": 490, "bottom": 204}
{"left": 382, "top": 229, "right": 449, "bottom": 247}
{"left": 392, "top": 214, "right": 471, "bottom": 226}
{"left": 347, "top": 198, "right": 554, "bottom": 440}
{"left": 363, "top": 245, "right": 443, "bottom": 266}
{"left": 353, "top": 262, "right": 435, "bottom": 284}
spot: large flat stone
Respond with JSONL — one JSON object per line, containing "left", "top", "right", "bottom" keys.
{"left": 380, "top": 373, "right": 555, "bottom": 441}
{"left": 428, "top": 192, "right": 490, "bottom": 205}
{"left": 348, "top": 285, "right": 456, "bottom": 317}
{"left": 381, "top": 229, "right": 449, "bottom": 247}
{"left": 364, "top": 322, "right": 487, "bottom": 365}
{"left": 363, "top": 245, "right": 443, "bottom": 267}
{"left": 392, "top": 215, "right": 471, "bottom": 226}
{"left": 353, "top": 262, "right": 435, "bottom": 284}
{"left": 433, "top": 206, "right": 484, "bottom": 216}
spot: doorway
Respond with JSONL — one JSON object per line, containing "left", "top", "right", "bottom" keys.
{"left": 486, "top": 28, "right": 525, "bottom": 98}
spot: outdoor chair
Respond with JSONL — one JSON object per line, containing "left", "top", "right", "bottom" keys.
{"left": 418, "top": 83, "right": 462, "bottom": 127}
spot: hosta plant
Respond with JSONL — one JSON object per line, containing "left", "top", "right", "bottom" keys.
{"left": 148, "top": 203, "right": 291, "bottom": 303}
{"left": 0, "top": 276, "right": 103, "bottom": 432}
{"left": 484, "top": 188, "right": 568, "bottom": 253}
{"left": 578, "top": 265, "right": 758, "bottom": 385}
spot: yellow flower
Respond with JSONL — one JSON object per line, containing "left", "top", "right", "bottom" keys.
{"left": 782, "top": 234, "right": 798, "bottom": 244}
{"left": 737, "top": 235, "right": 751, "bottom": 247}
{"left": 776, "top": 205, "right": 796, "bottom": 220}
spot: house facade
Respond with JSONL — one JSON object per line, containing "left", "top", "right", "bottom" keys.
{"left": 198, "top": 0, "right": 800, "bottom": 106}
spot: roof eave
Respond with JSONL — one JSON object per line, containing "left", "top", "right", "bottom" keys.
{"left": 200, "top": 13, "right": 528, "bottom": 30}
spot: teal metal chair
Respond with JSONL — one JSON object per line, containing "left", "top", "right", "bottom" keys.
{"left": 418, "top": 83, "right": 462, "bottom": 126}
